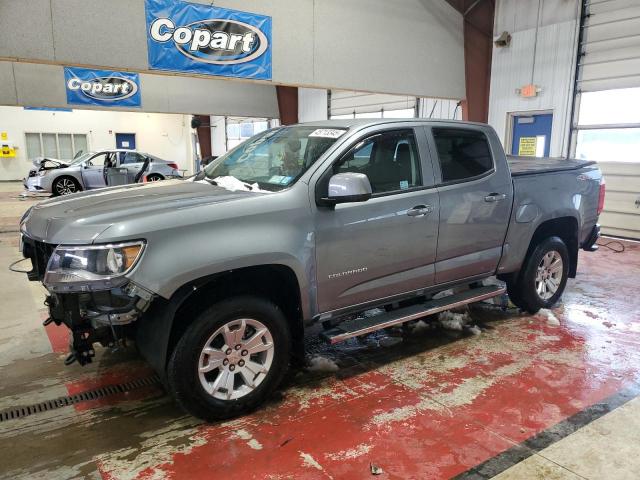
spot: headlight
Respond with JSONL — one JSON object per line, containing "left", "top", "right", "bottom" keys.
{"left": 37, "top": 170, "right": 47, "bottom": 177}
{"left": 44, "top": 241, "right": 145, "bottom": 291}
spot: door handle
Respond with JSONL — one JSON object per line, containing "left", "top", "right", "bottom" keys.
{"left": 484, "top": 193, "right": 507, "bottom": 202}
{"left": 407, "top": 205, "right": 433, "bottom": 217}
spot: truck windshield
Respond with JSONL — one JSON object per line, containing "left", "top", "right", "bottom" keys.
{"left": 200, "top": 126, "right": 347, "bottom": 191}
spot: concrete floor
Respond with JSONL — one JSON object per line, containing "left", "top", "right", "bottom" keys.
{"left": 1, "top": 181, "right": 639, "bottom": 479}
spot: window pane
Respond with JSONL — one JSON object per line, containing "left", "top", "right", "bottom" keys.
{"left": 336, "top": 130, "right": 422, "bottom": 194}
{"left": 240, "top": 122, "right": 254, "bottom": 138}
{"left": 578, "top": 88, "right": 640, "bottom": 126}
{"left": 42, "top": 133, "right": 57, "bottom": 158}
{"left": 58, "top": 134, "right": 73, "bottom": 160}
{"left": 355, "top": 111, "right": 382, "bottom": 118}
{"left": 384, "top": 108, "right": 415, "bottom": 118}
{"left": 576, "top": 128, "right": 640, "bottom": 163}
{"left": 73, "top": 134, "right": 88, "bottom": 155}
{"left": 330, "top": 114, "right": 354, "bottom": 120}
{"left": 25, "top": 133, "right": 41, "bottom": 159}
{"left": 88, "top": 153, "right": 106, "bottom": 166}
{"left": 226, "top": 123, "right": 240, "bottom": 140}
{"left": 432, "top": 128, "right": 493, "bottom": 182}
{"left": 254, "top": 121, "right": 268, "bottom": 134}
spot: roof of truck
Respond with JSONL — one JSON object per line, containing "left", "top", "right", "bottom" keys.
{"left": 297, "top": 118, "right": 490, "bottom": 129}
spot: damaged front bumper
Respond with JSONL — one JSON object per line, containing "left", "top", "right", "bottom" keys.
{"left": 45, "top": 283, "right": 155, "bottom": 365}
{"left": 20, "top": 233, "right": 155, "bottom": 365}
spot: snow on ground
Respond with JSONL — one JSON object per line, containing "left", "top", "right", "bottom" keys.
{"left": 307, "top": 355, "right": 340, "bottom": 372}
{"left": 539, "top": 308, "right": 560, "bottom": 325}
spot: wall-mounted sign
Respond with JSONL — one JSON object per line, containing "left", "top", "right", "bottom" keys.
{"left": 518, "top": 137, "right": 537, "bottom": 156}
{"left": 0, "top": 132, "right": 16, "bottom": 158}
{"left": 64, "top": 67, "right": 141, "bottom": 107}
{"left": 145, "top": 0, "right": 272, "bottom": 80}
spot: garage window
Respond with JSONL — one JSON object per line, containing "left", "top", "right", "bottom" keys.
{"left": 24, "top": 132, "right": 89, "bottom": 161}
{"left": 432, "top": 128, "right": 493, "bottom": 183}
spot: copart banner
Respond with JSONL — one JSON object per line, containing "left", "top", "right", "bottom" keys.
{"left": 145, "top": 0, "right": 272, "bottom": 80}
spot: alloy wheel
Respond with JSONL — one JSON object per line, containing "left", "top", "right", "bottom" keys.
{"left": 56, "top": 178, "right": 77, "bottom": 195}
{"left": 535, "top": 250, "right": 563, "bottom": 300}
{"left": 198, "top": 318, "right": 274, "bottom": 400}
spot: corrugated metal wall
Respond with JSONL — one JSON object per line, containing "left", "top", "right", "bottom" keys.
{"left": 579, "top": 0, "right": 640, "bottom": 91}
{"left": 488, "top": 0, "right": 581, "bottom": 157}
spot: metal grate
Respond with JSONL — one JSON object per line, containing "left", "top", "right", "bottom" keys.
{"left": 0, "top": 375, "right": 160, "bottom": 422}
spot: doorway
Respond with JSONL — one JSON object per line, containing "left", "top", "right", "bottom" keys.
{"left": 510, "top": 113, "right": 552, "bottom": 157}
{"left": 115, "top": 133, "right": 136, "bottom": 150}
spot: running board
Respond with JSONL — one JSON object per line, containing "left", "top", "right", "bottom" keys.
{"left": 320, "top": 285, "right": 506, "bottom": 344}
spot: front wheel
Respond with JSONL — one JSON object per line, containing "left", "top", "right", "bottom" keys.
{"left": 52, "top": 176, "right": 82, "bottom": 196}
{"left": 507, "top": 236, "right": 569, "bottom": 314}
{"left": 167, "top": 296, "right": 291, "bottom": 421}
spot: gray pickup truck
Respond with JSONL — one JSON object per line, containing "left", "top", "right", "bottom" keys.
{"left": 18, "top": 119, "right": 604, "bottom": 421}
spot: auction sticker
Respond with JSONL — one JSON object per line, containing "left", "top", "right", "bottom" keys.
{"left": 309, "top": 129, "right": 345, "bottom": 139}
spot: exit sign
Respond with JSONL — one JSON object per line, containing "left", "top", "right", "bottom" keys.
{"left": 517, "top": 84, "right": 541, "bottom": 98}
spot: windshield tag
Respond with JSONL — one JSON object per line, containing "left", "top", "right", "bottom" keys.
{"left": 309, "top": 128, "right": 345, "bottom": 139}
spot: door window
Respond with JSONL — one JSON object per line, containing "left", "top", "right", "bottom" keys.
{"left": 121, "top": 152, "right": 144, "bottom": 165}
{"left": 432, "top": 128, "right": 493, "bottom": 183}
{"left": 87, "top": 153, "right": 107, "bottom": 167}
{"left": 335, "top": 130, "right": 422, "bottom": 194}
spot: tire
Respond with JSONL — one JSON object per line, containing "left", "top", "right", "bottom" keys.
{"left": 510, "top": 236, "right": 570, "bottom": 314}
{"left": 167, "top": 296, "right": 291, "bottom": 421}
{"left": 146, "top": 174, "right": 163, "bottom": 182}
{"left": 52, "top": 176, "right": 82, "bottom": 196}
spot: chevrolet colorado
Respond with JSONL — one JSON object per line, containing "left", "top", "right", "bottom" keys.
{"left": 18, "top": 119, "right": 604, "bottom": 420}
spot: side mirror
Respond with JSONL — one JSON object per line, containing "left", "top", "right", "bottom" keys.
{"left": 320, "top": 172, "right": 372, "bottom": 206}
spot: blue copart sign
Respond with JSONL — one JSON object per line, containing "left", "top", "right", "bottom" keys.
{"left": 64, "top": 67, "right": 141, "bottom": 107}
{"left": 145, "top": 0, "right": 272, "bottom": 80}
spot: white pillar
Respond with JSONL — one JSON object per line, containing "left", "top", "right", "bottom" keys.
{"left": 298, "top": 88, "right": 328, "bottom": 122}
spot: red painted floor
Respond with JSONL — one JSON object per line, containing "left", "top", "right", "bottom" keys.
{"left": 99, "top": 241, "right": 640, "bottom": 479}
{"left": 2, "top": 238, "right": 639, "bottom": 479}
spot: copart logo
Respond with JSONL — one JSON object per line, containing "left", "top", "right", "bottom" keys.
{"left": 66, "top": 76, "right": 138, "bottom": 101}
{"left": 149, "top": 17, "right": 268, "bottom": 65}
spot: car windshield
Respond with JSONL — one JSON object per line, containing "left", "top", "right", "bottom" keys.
{"left": 198, "top": 126, "right": 347, "bottom": 191}
{"left": 69, "top": 152, "right": 95, "bottom": 165}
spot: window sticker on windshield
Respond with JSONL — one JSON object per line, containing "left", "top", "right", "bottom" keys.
{"left": 400, "top": 180, "right": 409, "bottom": 190}
{"left": 309, "top": 129, "right": 345, "bottom": 139}
{"left": 269, "top": 175, "right": 286, "bottom": 184}
{"left": 281, "top": 176, "right": 293, "bottom": 184}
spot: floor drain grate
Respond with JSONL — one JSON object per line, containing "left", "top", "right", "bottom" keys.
{"left": 0, "top": 375, "right": 161, "bottom": 422}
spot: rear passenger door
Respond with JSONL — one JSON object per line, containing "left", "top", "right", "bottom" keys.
{"left": 427, "top": 126, "right": 513, "bottom": 284}
{"left": 314, "top": 127, "right": 440, "bottom": 313}
{"left": 118, "top": 151, "right": 147, "bottom": 183}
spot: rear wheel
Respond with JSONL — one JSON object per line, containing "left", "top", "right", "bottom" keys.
{"left": 167, "top": 296, "right": 291, "bottom": 421}
{"left": 146, "top": 174, "right": 163, "bottom": 182}
{"left": 508, "top": 236, "right": 569, "bottom": 314}
{"left": 52, "top": 176, "right": 82, "bottom": 196}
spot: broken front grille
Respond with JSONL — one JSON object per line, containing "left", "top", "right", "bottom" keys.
{"left": 22, "top": 236, "right": 56, "bottom": 281}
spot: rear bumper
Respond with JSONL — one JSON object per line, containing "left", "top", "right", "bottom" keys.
{"left": 582, "top": 224, "right": 600, "bottom": 252}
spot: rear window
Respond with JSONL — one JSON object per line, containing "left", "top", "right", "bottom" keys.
{"left": 432, "top": 128, "right": 493, "bottom": 182}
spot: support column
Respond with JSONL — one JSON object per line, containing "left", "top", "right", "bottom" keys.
{"left": 446, "top": 0, "right": 495, "bottom": 123}
{"left": 276, "top": 86, "right": 298, "bottom": 125}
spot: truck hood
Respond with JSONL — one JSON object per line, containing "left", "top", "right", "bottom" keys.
{"left": 22, "top": 179, "right": 264, "bottom": 244}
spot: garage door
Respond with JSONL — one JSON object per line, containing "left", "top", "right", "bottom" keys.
{"left": 574, "top": 0, "right": 640, "bottom": 239}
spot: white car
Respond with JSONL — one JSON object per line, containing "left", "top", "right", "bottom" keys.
{"left": 24, "top": 149, "right": 182, "bottom": 195}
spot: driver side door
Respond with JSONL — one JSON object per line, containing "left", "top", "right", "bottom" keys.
{"left": 81, "top": 152, "right": 108, "bottom": 189}
{"left": 313, "top": 126, "right": 440, "bottom": 314}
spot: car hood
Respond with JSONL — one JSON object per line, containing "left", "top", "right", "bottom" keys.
{"left": 32, "top": 157, "right": 70, "bottom": 169}
{"left": 22, "top": 179, "right": 266, "bottom": 244}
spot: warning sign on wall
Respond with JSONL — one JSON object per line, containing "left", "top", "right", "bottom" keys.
{"left": 518, "top": 137, "right": 536, "bottom": 156}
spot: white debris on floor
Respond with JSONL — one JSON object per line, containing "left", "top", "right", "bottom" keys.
{"left": 539, "top": 308, "right": 560, "bottom": 325}
{"left": 307, "top": 355, "right": 340, "bottom": 372}
{"left": 438, "top": 310, "right": 482, "bottom": 335}
{"left": 438, "top": 311, "right": 472, "bottom": 331}
{"left": 410, "top": 319, "right": 431, "bottom": 334}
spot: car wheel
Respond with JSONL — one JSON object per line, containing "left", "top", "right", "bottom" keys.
{"left": 146, "top": 174, "right": 163, "bottom": 182}
{"left": 52, "top": 176, "right": 82, "bottom": 196}
{"left": 512, "top": 236, "right": 569, "bottom": 314}
{"left": 167, "top": 296, "right": 291, "bottom": 421}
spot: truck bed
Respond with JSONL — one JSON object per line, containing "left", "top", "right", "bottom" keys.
{"left": 507, "top": 156, "right": 596, "bottom": 176}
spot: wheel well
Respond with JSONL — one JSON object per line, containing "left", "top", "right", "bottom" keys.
{"left": 526, "top": 217, "right": 579, "bottom": 278}
{"left": 167, "top": 265, "right": 304, "bottom": 367}
{"left": 147, "top": 173, "right": 164, "bottom": 179}
{"left": 53, "top": 175, "right": 82, "bottom": 191}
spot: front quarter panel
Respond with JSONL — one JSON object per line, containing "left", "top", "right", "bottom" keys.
{"left": 97, "top": 185, "right": 316, "bottom": 319}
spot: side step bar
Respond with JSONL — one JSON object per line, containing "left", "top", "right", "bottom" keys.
{"left": 320, "top": 285, "right": 506, "bottom": 344}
